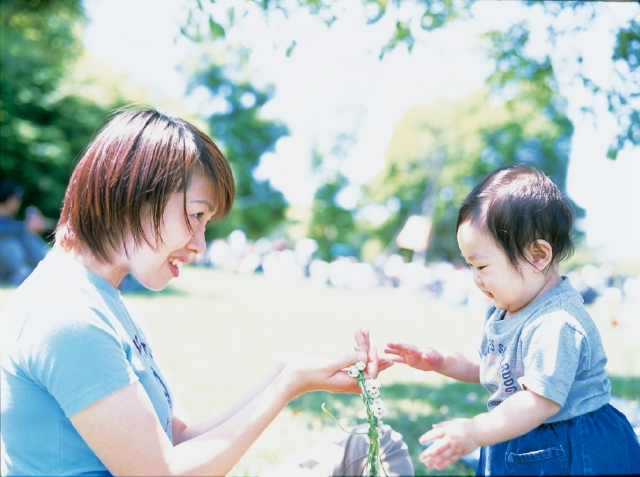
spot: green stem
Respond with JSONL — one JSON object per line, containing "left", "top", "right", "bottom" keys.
{"left": 323, "top": 359, "right": 387, "bottom": 477}
{"left": 321, "top": 403, "right": 368, "bottom": 435}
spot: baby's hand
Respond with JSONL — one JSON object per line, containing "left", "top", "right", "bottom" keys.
{"left": 419, "top": 418, "right": 479, "bottom": 470}
{"left": 384, "top": 343, "right": 443, "bottom": 372}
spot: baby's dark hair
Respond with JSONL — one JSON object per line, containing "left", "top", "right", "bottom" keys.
{"left": 456, "top": 164, "right": 575, "bottom": 272}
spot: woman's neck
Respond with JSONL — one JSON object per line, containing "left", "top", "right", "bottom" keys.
{"left": 57, "top": 243, "right": 128, "bottom": 289}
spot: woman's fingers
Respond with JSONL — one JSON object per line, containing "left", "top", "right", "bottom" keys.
{"left": 338, "top": 350, "right": 368, "bottom": 372}
{"left": 354, "top": 328, "right": 370, "bottom": 355}
{"left": 366, "top": 345, "right": 379, "bottom": 379}
{"left": 377, "top": 358, "right": 395, "bottom": 372}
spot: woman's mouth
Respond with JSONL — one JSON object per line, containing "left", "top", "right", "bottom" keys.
{"left": 169, "top": 258, "right": 185, "bottom": 277}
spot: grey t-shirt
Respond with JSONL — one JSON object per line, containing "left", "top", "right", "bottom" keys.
{"left": 478, "top": 277, "right": 610, "bottom": 423}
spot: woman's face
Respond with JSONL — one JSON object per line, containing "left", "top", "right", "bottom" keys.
{"left": 124, "top": 172, "right": 215, "bottom": 291}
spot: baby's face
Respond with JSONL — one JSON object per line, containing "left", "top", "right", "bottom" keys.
{"left": 457, "top": 221, "right": 550, "bottom": 318}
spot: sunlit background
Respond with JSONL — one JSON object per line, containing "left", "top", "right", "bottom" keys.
{"left": 2, "top": 0, "right": 639, "bottom": 282}
{"left": 79, "top": 0, "right": 640, "bottom": 263}
{"left": 2, "top": 2, "right": 639, "bottom": 474}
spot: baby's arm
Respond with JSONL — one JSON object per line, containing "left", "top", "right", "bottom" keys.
{"left": 419, "top": 389, "right": 560, "bottom": 470}
{"left": 385, "top": 342, "right": 480, "bottom": 383}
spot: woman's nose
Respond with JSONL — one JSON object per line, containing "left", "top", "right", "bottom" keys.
{"left": 189, "top": 227, "right": 206, "bottom": 255}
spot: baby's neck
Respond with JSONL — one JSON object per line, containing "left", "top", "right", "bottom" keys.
{"left": 504, "top": 268, "right": 562, "bottom": 319}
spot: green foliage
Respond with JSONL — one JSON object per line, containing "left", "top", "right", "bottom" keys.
{"left": 365, "top": 73, "right": 576, "bottom": 262}
{"left": 189, "top": 0, "right": 636, "bottom": 160}
{"left": 189, "top": 0, "right": 472, "bottom": 56}
{"left": 0, "top": 0, "right": 119, "bottom": 220}
{"left": 486, "top": 6, "right": 640, "bottom": 159}
{"left": 189, "top": 64, "right": 289, "bottom": 240}
{"left": 608, "top": 19, "right": 639, "bottom": 159}
{"left": 609, "top": 375, "right": 640, "bottom": 401}
{"left": 307, "top": 173, "right": 359, "bottom": 260}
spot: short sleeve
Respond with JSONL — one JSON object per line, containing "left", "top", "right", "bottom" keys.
{"left": 22, "top": 307, "right": 138, "bottom": 418}
{"left": 517, "top": 312, "right": 584, "bottom": 407}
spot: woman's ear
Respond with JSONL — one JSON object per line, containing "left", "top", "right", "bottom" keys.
{"left": 528, "top": 240, "right": 553, "bottom": 271}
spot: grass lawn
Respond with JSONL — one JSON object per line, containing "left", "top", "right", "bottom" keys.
{"left": 1, "top": 266, "right": 638, "bottom": 476}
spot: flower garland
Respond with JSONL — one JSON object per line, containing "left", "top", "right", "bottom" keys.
{"left": 322, "top": 360, "right": 387, "bottom": 477}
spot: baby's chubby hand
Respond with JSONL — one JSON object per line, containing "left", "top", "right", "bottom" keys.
{"left": 384, "top": 343, "right": 443, "bottom": 372}
{"left": 419, "top": 418, "right": 479, "bottom": 471}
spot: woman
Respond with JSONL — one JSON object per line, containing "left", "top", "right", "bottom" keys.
{"left": 0, "top": 109, "right": 413, "bottom": 476}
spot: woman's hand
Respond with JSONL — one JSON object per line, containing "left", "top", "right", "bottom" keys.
{"left": 282, "top": 329, "right": 391, "bottom": 396}
{"left": 418, "top": 418, "right": 479, "bottom": 471}
{"left": 385, "top": 342, "right": 443, "bottom": 372}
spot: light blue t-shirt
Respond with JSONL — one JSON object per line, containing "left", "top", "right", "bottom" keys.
{"left": 1, "top": 249, "right": 174, "bottom": 476}
{"left": 478, "top": 277, "right": 611, "bottom": 423}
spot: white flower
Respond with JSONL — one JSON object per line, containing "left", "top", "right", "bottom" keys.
{"left": 348, "top": 365, "right": 359, "bottom": 378}
{"left": 355, "top": 360, "right": 366, "bottom": 371}
{"left": 365, "top": 379, "right": 381, "bottom": 397}
{"left": 371, "top": 398, "right": 386, "bottom": 419}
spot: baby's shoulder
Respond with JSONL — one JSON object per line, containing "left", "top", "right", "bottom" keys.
{"left": 522, "top": 303, "right": 601, "bottom": 348}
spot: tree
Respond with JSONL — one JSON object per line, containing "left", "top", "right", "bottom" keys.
{"left": 188, "top": 0, "right": 637, "bottom": 159}
{"left": 185, "top": 0, "right": 636, "bottom": 259}
{"left": 0, "top": 0, "right": 117, "bottom": 221}
{"left": 364, "top": 67, "right": 576, "bottom": 262}
{"left": 188, "top": 63, "right": 289, "bottom": 240}
{"left": 307, "top": 172, "right": 358, "bottom": 260}
{"left": 481, "top": 5, "right": 638, "bottom": 160}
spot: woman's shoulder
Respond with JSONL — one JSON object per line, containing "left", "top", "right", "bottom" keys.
{"left": 2, "top": 255, "right": 127, "bottom": 354}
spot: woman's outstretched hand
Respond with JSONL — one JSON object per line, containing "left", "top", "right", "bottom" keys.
{"left": 281, "top": 329, "right": 392, "bottom": 397}
{"left": 384, "top": 342, "right": 443, "bottom": 372}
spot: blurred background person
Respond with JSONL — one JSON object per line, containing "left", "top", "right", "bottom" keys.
{"left": 0, "top": 178, "right": 52, "bottom": 286}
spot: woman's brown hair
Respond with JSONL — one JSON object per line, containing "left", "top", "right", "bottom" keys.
{"left": 56, "top": 108, "right": 235, "bottom": 262}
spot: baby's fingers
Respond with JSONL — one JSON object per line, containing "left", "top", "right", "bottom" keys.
{"left": 385, "top": 342, "right": 415, "bottom": 352}
{"left": 377, "top": 358, "right": 395, "bottom": 372}
{"left": 421, "top": 445, "right": 456, "bottom": 471}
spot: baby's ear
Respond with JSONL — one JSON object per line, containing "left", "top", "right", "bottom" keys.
{"left": 528, "top": 240, "right": 553, "bottom": 271}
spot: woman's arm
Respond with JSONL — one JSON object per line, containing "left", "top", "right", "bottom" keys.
{"left": 419, "top": 389, "right": 560, "bottom": 471}
{"left": 70, "top": 330, "right": 377, "bottom": 476}
{"left": 385, "top": 342, "right": 480, "bottom": 383}
{"left": 172, "top": 328, "right": 381, "bottom": 445}
{"left": 171, "top": 361, "right": 285, "bottom": 444}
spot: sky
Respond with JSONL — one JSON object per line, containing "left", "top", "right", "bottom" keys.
{"left": 82, "top": 0, "right": 640, "bottom": 262}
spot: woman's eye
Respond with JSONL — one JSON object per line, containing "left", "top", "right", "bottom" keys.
{"left": 192, "top": 212, "right": 204, "bottom": 222}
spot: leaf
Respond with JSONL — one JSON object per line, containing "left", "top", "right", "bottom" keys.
{"left": 208, "top": 17, "right": 225, "bottom": 39}
{"left": 285, "top": 40, "right": 297, "bottom": 57}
